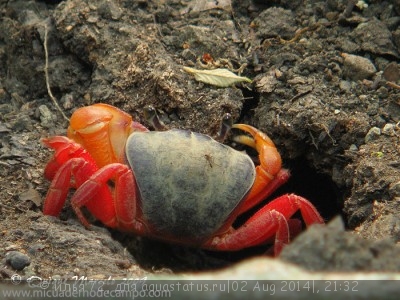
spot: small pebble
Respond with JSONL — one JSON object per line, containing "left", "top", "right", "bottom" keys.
{"left": 342, "top": 53, "right": 376, "bottom": 81}
{"left": 28, "top": 243, "right": 46, "bottom": 255}
{"left": 382, "top": 123, "right": 396, "bottom": 136}
{"left": 38, "top": 104, "right": 55, "bottom": 128}
{"left": 61, "top": 93, "right": 75, "bottom": 109}
{"left": 19, "top": 188, "right": 42, "bottom": 207}
{"left": 5, "top": 244, "right": 19, "bottom": 251}
{"left": 365, "top": 127, "right": 381, "bottom": 143}
{"left": 382, "top": 62, "right": 400, "bottom": 82}
{"left": 349, "top": 144, "right": 358, "bottom": 151}
{"left": 339, "top": 80, "right": 351, "bottom": 92}
{"left": 6, "top": 251, "right": 31, "bottom": 271}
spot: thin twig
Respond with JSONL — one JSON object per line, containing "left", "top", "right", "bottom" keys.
{"left": 44, "top": 23, "right": 69, "bottom": 122}
{"left": 279, "top": 23, "right": 321, "bottom": 44}
{"left": 288, "top": 88, "right": 313, "bottom": 102}
{"left": 386, "top": 81, "right": 400, "bottom": 90}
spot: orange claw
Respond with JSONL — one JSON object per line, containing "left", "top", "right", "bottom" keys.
{"left": 232, "top": 124, "right": 286, "bottom": 214}
{"left": 232, "top": 124, "right": 282, "bottom": 178}
{"left": 67, "top": 103, "right": 148, "bottom": 167}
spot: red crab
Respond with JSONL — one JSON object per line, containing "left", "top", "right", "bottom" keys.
{"left": 42, "top": 104, "right": 324, "bottom": 255}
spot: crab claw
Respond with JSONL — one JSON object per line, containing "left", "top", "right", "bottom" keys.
{"left": 42, "top": 136, "right": 88, "bottom": 181}
{"left": 231, "top": 124, "right": 287, "bottom": 214}
{"left": 232, "top": 124, "right": 282, "bottom": 179}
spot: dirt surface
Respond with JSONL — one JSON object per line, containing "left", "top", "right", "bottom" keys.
{"left": 1, "top": 0, "right": 400, "bottom": 279}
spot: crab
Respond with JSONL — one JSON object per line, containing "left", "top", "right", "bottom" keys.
{"left": 42, "top": 103, "right": 324, "bottom": 255}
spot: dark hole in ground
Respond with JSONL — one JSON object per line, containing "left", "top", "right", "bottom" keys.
{"left": 113, "top": 156, "right": 342, "bottom": 272}
{"left": 237, "top": 88, "right": 259, "bottom": 123}
{"left": 281, "top": 157, "right": 343, "bottom": 222}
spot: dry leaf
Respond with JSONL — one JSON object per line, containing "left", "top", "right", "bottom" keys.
{"left": 181, "top": 0, "right": 232, "bottom": 14}
{"left": 183, "top": 67, "right": 252, "bottom": 87}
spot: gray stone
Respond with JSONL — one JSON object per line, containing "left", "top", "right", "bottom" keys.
{"left": 342, "top": 53, "right": 376, "bottom": 81}
{"left": 6, "top": 251, "right": 31, "bottom": 270}
{"left": 365, "top": 127, "right": 381, "bottom": 143}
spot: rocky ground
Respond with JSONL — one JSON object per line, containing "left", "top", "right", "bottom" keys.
{"left": 0, "top": 0, "right": 400, "bottom": 281}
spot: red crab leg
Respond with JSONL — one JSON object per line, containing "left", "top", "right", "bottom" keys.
{"left": 43, "top": 136, "right": 98, "bottom": 213}
{"left": 204, "top": 194, "right": 324, "bottom": 255}
{"left": 44, "top": 158, "right": 118, "bottom": 227}
{"left": 42, "top": 136, "right": 117, "bottom": 228}
{"left": 43, "top": 136, "right": 96, "bottom": 181}
{"left": 68, "top": 163, "right": 146, "bottom": 233}
{"left": 43, "top": 157, "right": 87, "bottom": 216}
